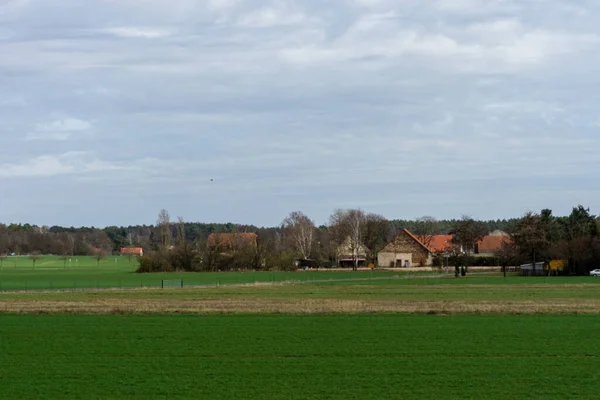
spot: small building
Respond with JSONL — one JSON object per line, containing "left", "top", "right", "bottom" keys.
{"left": 475, "top": 233, "right": 511, "bottom": 257}
{"left": 520, "top": 262, "right": 545, "bottom": 276}
{"left": 120, "top": 247, "right": 143, "bottom": 257}
{"left": 378, "top": 229, "right": 433, "bottom": 267}
{"left": 336, "top": 237, "right": 367, "bottom": 268}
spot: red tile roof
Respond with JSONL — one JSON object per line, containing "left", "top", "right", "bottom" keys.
{"left": 429, "top": 235, "right": 454, "bottom": 253}
{"left": 476, "top": 236, "right": 510, "bottom": 253}
{"left": 403, "top": 229, "right": 434, "bottom": 253}
{"left": 120, "top": 247, "right": 143, "bottom": 255}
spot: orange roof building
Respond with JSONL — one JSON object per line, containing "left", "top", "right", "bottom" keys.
{"left": 428, "top": 235, "right": 454, "bottom": 253}
{"left": 120, "top": 247, "right": 143, "bottom": 256}
{"left": 378, "top": 229, "right": 433, "bottom": 267}
{"left": 476, "top": 236, "right": 510, "bottom": 255}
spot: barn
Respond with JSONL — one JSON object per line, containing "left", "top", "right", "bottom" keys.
{"left": 120, "top": 247, "right": 144, "bottom": 257}
{"left": 377, "top": 229, "right": 433, "bottom": 267}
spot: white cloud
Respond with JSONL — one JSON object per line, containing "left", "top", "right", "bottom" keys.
{"left": 207, "top": 0, "right": 239, "bottom": 12}
{"left": 101, "top": 27, "right": 170, "bottom": 39}
{"left": 0, "top": 0, "right": 30, "bottom": 20}
{"left": 0, "top": 152, "right": 121, "bottom": 178}
{"left": 237, "top": 7, "right": 307, "bottom": 27}
{"left": 280, "top": 13, "right": 599, "bottom": 73}
{"left": 26, "top": 118, "right": 93, "bottom": 141}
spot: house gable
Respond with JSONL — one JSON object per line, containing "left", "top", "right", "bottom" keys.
{"left": 381, "top": 229, "right": 432, "bottom": 254}
{"left": 379, "top": 229, "right": 432, "bottom": 266}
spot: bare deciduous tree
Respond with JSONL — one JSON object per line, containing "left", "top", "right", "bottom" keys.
{"left": 329, "top": 209, "right": 367, "bottom": 271}
{"left": 452, "top": 215, "right": 487, "bottom": 272}
{"left": 362, "top": 213, "right": 391, "bottom": 265}
{"left": 413, "top": 216, "right": 439, "bottom": 249}
{"left": 29, "top": 251, "right": 41, "bottom": 268}
{"left": 510, "top": 212, "right": 549, "bottom": 275}
{"left": 176, "top": 216, "right": 186, "bottom": 247}
{"left": 157, "top": 209, "right": 171, "bottom": 249}
{"left": 282, "top": 211, "right": 316, "bottom": 260}
{"left": 93, "top": 249, "right": 107, "bottom": 266}
{"left": 59, "top": 254, "right": 69, "bottom": 268}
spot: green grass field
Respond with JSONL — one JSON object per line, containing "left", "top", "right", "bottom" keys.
{"left": 1, "top": 314, "right": 598, "bottom": 399}
{"left": 0, "top": 255, "right": 443, "bottom": 291}
{"left": 2, "top": 259, "right": 600, "bottom": 399}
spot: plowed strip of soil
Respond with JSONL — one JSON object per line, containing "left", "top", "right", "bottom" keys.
{"left": 2, "top": 297, "right": 600, "bottom": 315}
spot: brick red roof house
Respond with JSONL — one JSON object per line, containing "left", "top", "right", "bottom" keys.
{"left": 476, "top": 236, "right": 511, "bottom": 255}
{"left": 378, "top": 229, "right": 433, "bottom": 267}
{"left": 428, "top": 235, "right": 454, "bottom": 253}
{"left": 120, "top": 247, "right": 143, "bottom": 256}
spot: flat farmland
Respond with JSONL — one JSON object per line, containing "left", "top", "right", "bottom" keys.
{"left": 0, "top": 256, "right": 422, "bottom": 291}
{"left": 1, "top": 276, "right": 600, "bottom": 315}
{"left": 1, "top": 314, "right": 598, "bottom": 399}
{"left": 3, "top": 274, "right": 600, "bottom": 399}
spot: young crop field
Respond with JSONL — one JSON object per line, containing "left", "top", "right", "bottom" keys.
{"left": 1, "top": 314, "right": 599, "bottom": 399}
{"left": 0, "top": 255, "right": 441, "bottom": 291}
{"left": 2, "top": 269, "right": 600, "bottom": 399}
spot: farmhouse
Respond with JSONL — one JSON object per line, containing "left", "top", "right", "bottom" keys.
{"left": 474, "top": 231, "right": 511, "bottom": 256}
{"left": 120, "top": 247, "right": 143, "bottom": 257}
{"left": 424, "top": 231, "right": 510, "bottom": 257}
{"left": 336, "top": 236, "right": 367, "bottom": 268}
{"left": 378, "top": 229, "right": 432, "bottom": 267}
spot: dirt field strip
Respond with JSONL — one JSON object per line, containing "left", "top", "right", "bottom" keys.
{"left": 2, "top": 296, "right": 600, "bottom": 315}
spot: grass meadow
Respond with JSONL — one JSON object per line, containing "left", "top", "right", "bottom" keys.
{"left": 0, "top": 255, "right": 442, "bottom": 291}
{"left": 2, "top": 257, "right": 600, "bottom": 399}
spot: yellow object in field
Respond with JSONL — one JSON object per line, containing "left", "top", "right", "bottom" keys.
{"left": 368, "top": 263, "right": 375, "bottom": 269}
{"left": 546, "top": 260, "right": 567, "bottom": 271}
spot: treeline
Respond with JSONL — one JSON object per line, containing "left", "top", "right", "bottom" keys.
{"left": 500, "top": 206, "right": 600, "bottom": 275}
{"left": 1, "top": 206, "right": 598, "bottom": 275}
{"left": 0, "top": 217, "right": 516, "bottom": 257}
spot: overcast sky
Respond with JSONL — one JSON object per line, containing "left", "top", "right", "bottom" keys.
{"left": 1, "top": 0, "right": 599, "bottom": 227}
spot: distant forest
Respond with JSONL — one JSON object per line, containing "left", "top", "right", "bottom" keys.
{"left": 0, "top": 217, "right": 518, "bottom": 256}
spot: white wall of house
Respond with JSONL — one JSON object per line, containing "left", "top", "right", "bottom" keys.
{"left": 378, "top": 252, "right": 413, "bottom": 268}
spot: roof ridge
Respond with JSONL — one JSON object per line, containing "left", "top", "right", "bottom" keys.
{"left": 402, "top": 229, "right": 434, "bottom": 253}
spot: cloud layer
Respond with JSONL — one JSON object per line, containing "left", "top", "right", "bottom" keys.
{"left": 1, "top": 0, "right": 600, "bottom": 226}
